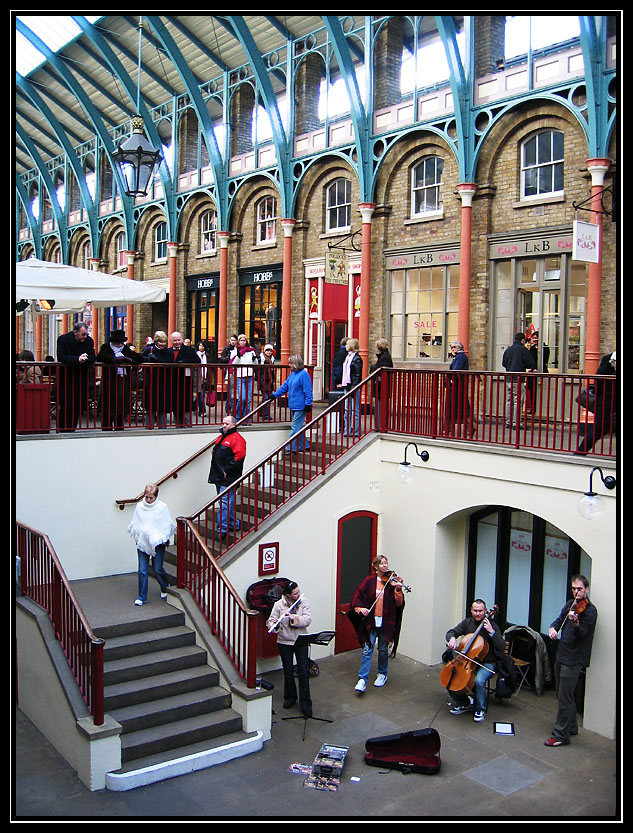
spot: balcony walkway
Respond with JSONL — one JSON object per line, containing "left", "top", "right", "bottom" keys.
{"left": 15, "top": 592, "right": 617, "bottom": 818}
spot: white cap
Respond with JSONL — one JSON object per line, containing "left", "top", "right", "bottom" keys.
{"left": 264, "top": 344, "right": 274, "bottom": 351}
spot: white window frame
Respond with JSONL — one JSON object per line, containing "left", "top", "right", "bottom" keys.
{"left": 326, "top": 178, "right": 351, "bottom": 233}
{"left": 257, "top": 197, "right": 276, "bottom": 244}
{"left": 411, "top": 156, "right": 444, "bottom": 217}
{"left": 521, "top": 129, "right": 564, "bottom": 200}
{"left": 200, "top": 209, "right": 217, "bottom": 253}
{"left": 154, "top": 221, "right": 168, "bottom": 261}
{"left": 115, "top": 232, "right": 126, "bottom": 269}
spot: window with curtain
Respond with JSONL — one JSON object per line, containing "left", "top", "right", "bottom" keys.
{"left": 257, "top": 197, "right": 276, "bottom": 243}
{"left": 200, "top": 209, "right": 217, "bottom": 253}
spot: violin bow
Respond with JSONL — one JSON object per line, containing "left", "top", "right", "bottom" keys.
{"left": 366, "top": 571, "right": 397, "bottom": 615}
{"left": 555, "top": 589, "right": 581, "bottom": 638}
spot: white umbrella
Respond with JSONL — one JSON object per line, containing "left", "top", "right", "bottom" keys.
{"left": 15, "top": 258, "right": 167, "bottom": 311}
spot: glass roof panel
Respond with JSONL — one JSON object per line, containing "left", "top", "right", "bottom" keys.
{"left": 15, "top": 15, "right": 103, "bottom": 77}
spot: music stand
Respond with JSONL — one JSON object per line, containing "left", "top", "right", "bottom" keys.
{"left": 282, "top": 631, "right": 336, "bottom": 741}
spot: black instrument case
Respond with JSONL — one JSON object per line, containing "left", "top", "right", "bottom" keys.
{"left": 364, "top": 728, "right": 441, "bottom": 774}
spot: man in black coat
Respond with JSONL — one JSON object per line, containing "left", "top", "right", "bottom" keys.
{"left": 56, "top": 322, "right": 96, "bottom": 431}
{"left": 502, "top": 332, "right": 535, "bottom": 428}
{"left": 168, "top": 332, "right": 200, "bottom": 426}
{"left": 97, "top": 330, "right": 142, "bottom": 429}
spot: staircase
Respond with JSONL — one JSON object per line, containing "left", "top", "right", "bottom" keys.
{"left": 93, "top": 601, "right": 263, "bottom": 791}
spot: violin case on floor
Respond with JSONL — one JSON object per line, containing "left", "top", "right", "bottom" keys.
{"left": 363, "top": 728, "right": 441, "bottom": 775}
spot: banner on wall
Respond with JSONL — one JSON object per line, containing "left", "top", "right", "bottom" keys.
{"left": 572, "top": 219, "right": 600, "bottom": 263}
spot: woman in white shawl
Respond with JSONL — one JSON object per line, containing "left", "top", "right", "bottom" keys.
{"left": 128, "top": 484, "right": 176, "bottom": 606}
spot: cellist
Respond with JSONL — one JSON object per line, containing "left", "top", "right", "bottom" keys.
{"left": 444, "top": 599, "right": 505, "bottom": 723}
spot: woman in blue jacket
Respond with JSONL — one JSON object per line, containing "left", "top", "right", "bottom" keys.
{"left": 272, "top": 355, "right": 313, "bottom": 453}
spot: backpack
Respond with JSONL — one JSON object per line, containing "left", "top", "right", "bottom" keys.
{"left": 494, "top": 652, "right": 520, "bottom": 699}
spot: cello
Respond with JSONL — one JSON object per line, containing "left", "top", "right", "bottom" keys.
{"left": 439, "top": 605, "right": 498, "bottom": 697}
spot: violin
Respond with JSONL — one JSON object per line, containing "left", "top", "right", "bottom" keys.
{"left": 557, "top": 594, "right": 588, "bottom": 635}
{"left": 439, "top": 605, "right": 498, "bottom": 697}
{"left": 380, "top": 571, "right": 412, "bottom": 593}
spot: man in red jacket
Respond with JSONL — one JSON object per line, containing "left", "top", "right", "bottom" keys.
{"left": 208, "top": 415, "right": 247, "bottom": 538}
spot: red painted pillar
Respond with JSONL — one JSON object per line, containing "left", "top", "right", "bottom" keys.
{"left": 358, "top": 203, "right": 375, "bottom": 374}
{"left": 125, "top": 251, "right": 135, "bottom": 342}
{"left": 585, "top": 158, "right": 611, "bottom": 375}
{"left": 167, "top": 242, "right": 179, "bottom": 337}
{"left": 89, "top": 258, "right": 101, "bottom": 349}
{"left": 456, "top": 184, "right": 477, "bottom": 353}
{"left": 217, "top": 231, "right": 231, "bottom": 358}
{"left": 280, "top": 219, "right": 296, "bottom": 365}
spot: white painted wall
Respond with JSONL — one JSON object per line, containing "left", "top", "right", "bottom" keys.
{"left": 15, "top": 427, "right": 287, "bottom": 580}
{"left": 16, "top": 430, "right": 617, "bottom": 739}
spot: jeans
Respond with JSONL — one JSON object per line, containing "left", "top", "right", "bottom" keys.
{"left": 344, "top": 390, "right": 361, "bottom": 436}
{"left": 278, "top": 640, "right": 312, "bottom": 716}
{"left": 287, "top": 409, "right": 310, "bottom": 452}
{"left": 137, "top": 544, "right": 170, "bottom": 603}
{"left": 505, "top": 377, "right": 523, "bottom": 426}
{"left": 358, "top": 627, "right": 389, "bottom": 681}
{"left": 216, "top": 483, "right": 240, "bottom": 534}
{"left": 236, "top": 377, "right": 253, "bottom": 421}
{"left": 450, "top": 661, "right": 495, "bottom": 712}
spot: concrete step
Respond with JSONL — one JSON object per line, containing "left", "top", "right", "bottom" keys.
{"left": 108, "top": 684, "right": 231, "bottom": 733}
{"left": 103, "top": 644, "right": 208, "bottom": 686}
{"left": 93, "top": 609, "right": 186, "bottom": 640}
{"left": 104, "top": 663, "right": 221, "bottom": 711}
{"left": 102, "top": 625, "right": 196, "bottom": 661}
{"left": 105, "top": 730, "right": 264, "bottom": 791}
{"left": 119, "top": 707, "right": 244, "bottom": 762}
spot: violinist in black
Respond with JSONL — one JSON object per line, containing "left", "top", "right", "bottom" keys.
{"left": 445, "top": 600, "right": 505, "bottom": 723}
{"left": 545, "top": 575, "right": 597, "bottom": 747}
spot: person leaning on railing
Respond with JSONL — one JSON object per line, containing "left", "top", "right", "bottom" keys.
{"left": 576, "top": 351, "right": 617, "bottom": 455}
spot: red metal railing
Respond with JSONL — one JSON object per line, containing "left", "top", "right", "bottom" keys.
{"left": 16, "top": 521, "right": 105, "bottom": 724}
{"left": 176, "top": 376, "right": 379, "bottom": 686}
{"left": 15, "top": 362, "right": 298, "bottom": 433}
{"left": 383, "top": 369, "right": 616, "bottom": 457}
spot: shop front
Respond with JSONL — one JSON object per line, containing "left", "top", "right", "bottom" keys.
{"left": 186, "top": 272, "right": 219, "bottom": 356}
{"left": 384, "top": 245, "right": 461, "bottom": 365}
{"left": 238, "top": 264, "right": 282, "bottom": 356}
{"left": 489, "top": 230, "right": 586, "bottom": 373}
{"left": 304, "top": 254, "right": 361, "bottom": 399}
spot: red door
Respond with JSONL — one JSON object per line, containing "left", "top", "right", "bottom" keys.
{"left": 335, "top": 512, "right": 377, "bottom": 653}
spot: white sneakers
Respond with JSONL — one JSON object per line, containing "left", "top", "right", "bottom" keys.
{"left": 355, "top": 674, "right": 388, "bottom": 692}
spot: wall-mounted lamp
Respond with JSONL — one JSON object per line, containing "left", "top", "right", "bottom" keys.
{"left": 111, "top": 17, "right": 162, "bottom": 197}
{"left": 577, "top": 467, "right": 616, "bottom": 520}
{"left": 397, "top": 443, "right": 430, "bottom": 484}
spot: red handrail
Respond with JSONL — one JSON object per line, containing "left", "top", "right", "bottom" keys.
{"left": 16, "top": 522, "right": 105, "bottom": 725}
{"left": 176, "top": 374, "right": 380, "bottom": 686}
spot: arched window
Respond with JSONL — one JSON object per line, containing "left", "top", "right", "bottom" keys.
{"left": 115, "top": 231, "right": 126, "bottom": 269}
{"left": 326, "top": 178, "right": 351, "bottom": 232}
{"left": 411, "top": 156, "right": 444, "bottom": 216}
{"left": 256, "top": 197, "right": 276, "bottom": 243}
{"left": 154, "top": 221, "right": 168, "bottom": 261}
{"left": 200, "top": 209, "right": 217, "bottom": 253}
{"left": 521, "top": 129, "right": 564, "bottom": 199}
{"left": 467, "top": 507, "right": 591, "bottom": 634}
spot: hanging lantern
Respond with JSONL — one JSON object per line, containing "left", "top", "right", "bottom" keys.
{"left": 112, "top": 115, "right": 162, "bottom": 198}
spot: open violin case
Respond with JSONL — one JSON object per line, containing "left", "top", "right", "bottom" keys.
{"left": 363, "top": 727, "right": 441, "bottom": 775}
